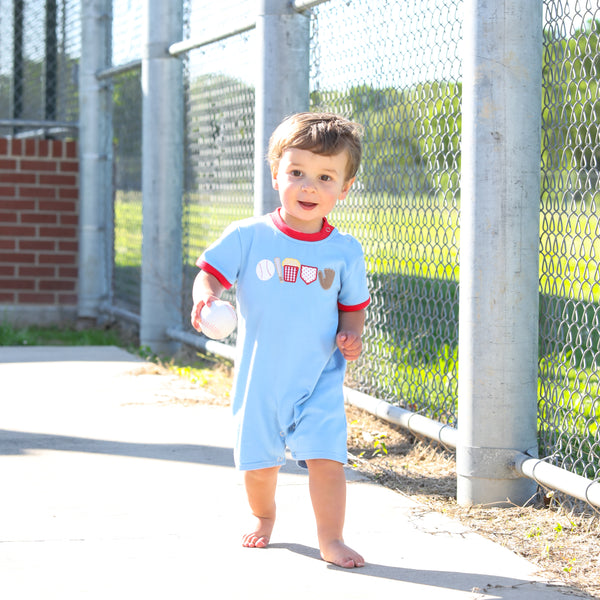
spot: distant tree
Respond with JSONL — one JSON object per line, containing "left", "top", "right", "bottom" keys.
{"left": 112, "top": 69, "right": 142, "bottom": 189}
{"left": 567, "top": 20, "right": 599, "bottom": 183}
{"left": 186, "top": 73, "right": 254, "bottom": 194}
{"left": 313, "top": 82, "right": 461, "bottom": 198}
{"left": 542, "top": 19, "right": 599, "bottom": 205}
{"left": 0, "top": 74, "right": 11, "bottom": 120}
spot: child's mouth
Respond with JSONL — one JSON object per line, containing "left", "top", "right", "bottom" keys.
{"left": 299, "top": 201, "right": 317, "bottom": 209}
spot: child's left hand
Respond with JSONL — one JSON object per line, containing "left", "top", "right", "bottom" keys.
{"left": 336, "top": 331, "right": 363, "bottom": 362}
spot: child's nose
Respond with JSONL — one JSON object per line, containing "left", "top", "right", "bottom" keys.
{"left": 301, "top": 179, "right": 317, "bottom": 192}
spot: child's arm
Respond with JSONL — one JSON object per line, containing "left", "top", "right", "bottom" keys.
{"left": 336, "top": 308, "right": 366, "bottom": 362}
{"left": 190, "top": 270, "right": 225, "bottom": 332}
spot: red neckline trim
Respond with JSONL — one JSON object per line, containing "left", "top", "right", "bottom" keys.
{"left": 270, "top": 208, "right": 335, "bottom": 241}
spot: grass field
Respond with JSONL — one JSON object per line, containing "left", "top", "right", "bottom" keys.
{"left": 112, "top": 191, "right": 600, "bottom": 475}
{"left": 114, "top": 191, "right": 600, "bottom": 299}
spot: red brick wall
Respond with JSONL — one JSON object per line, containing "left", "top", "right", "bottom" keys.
{"left": 0, "top": 138, "right": 79, "bottom": 312}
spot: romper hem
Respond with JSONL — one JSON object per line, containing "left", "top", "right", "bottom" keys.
{"left": 292, "top": 451, "right": 348, "bottom": 469}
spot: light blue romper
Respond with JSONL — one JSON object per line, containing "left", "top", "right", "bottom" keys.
{"left": 197, "top": 209, "right": 370, "bottom": 471}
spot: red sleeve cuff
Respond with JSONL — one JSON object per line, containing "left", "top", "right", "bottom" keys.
{"left": 197, "top": 260, "right": 233, "bottom": 290}
{"left": 338, "top": 298, "right": 370, "bottom": 312}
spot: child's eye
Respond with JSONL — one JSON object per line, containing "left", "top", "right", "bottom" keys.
{"left": 290, "top": 170, "right": 302, "bottom": 177}
{"left": 320, "top": 175, "right": 332, "bottom": 182}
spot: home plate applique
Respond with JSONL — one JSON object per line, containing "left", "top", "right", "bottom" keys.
{"left": 300, "top": 265, "right": 318, "bottom": 284}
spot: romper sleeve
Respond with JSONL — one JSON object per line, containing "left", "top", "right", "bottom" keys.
{"left": 196, "top": 222, "right": 243, "bottom": 290}
{"left": 337, "top": 237, "right": 370, "bottom": 312}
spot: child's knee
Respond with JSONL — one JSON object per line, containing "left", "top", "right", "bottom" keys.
{"left": 305, "top": 458, "right": 344, "bottom": 474}
{"left": 244, "top": 465, "right": 280, "bottom": 484}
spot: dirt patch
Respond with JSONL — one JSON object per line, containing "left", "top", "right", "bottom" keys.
{"left": 345, "top": 404, "right": 600, "bottom": 599}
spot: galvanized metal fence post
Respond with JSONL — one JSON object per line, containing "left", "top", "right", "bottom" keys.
{"left": 78, "top": 0, "right": 112, "bottom": 321}
{"left": 140, "top": 0, "right": 184, "bottom": 354}
{"left": 254, "top": 0, "right": 310, "bottom": 216}
{"left": 457, "top": 0, "right": 543, "bottom": 506}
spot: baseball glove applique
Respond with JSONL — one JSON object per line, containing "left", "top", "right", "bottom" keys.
{"left": 318, "top": 268, "right": 335, "bottom": 290}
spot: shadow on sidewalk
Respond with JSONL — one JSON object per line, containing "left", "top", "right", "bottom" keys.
{"left": 269, "top": 543, "right": 573, "bottom": 597}
{"left": 0, "top": 429, "right": 235, "bottom": 468}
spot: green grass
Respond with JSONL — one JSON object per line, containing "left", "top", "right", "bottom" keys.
{"left": 0, "top": 322, "right": 126, "bottom": 347}
{"left": 110, "top": 190, "right": 600, "bottom": 477}
{"left": 112, "top": 191, "right": 600, "bottom": 304}
{"left": 114, "top": 190, "right": 143, "bottom": 267}
{"left": 0, "top": 321, "right": 232, "bottom": 396}
{"left": 540, "top": 210, "right": 600, "bottom": 303}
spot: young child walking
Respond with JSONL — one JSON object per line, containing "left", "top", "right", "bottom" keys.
{"left": 190, "top": 112, "right": 370, "bottom": 568}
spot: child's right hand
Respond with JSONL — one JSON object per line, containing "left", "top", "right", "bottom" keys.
{"left": 191, "top": 270, "right": 226, "bottom": 332}
{"left": 190, "top": 295, "right": 219, "bottom": 332}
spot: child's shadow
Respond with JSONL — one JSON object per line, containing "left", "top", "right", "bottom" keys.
{"left": 268, "top": 542, "right": 563, "bottom": 597}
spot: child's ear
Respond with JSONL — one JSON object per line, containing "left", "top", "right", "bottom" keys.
{"left": 338, "top": 177, "right": 356, "bottom": 200}
{"left": 271, "top": 166, "right": 279, "bottom": 190}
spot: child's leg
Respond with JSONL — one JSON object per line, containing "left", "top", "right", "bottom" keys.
{"left": 305, "top": 459, "right": 365, "bottom": 568}
{"left": 242, "top": 466, "right": 280, "bottom": 548}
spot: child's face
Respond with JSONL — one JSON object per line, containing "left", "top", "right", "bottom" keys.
{"left": 271, "top": 147, "right": 355, "bottom": 234}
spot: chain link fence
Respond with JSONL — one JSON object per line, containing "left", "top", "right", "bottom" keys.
{"left": 308, "top": 0, "right": 462, "bottom": 427}
{"left": 176, "top": 0, "right": 599, "bottom": 507}
{"left": 182, "top": 0, "right": 256, "bottom": 330}
{"left": 3, "top": 0, "right": 599, "bottom": 509}
{"left": 0, "top": 0, "right": 79, "bottom": 136}
{"left": 539, "top": 2, "right": 600, "bottom": 501}
{"left": 106, "top": 0, "right": 143, "bottom": 314}
{"left": 111, "top": 65, "right": 142, "bottom": 313}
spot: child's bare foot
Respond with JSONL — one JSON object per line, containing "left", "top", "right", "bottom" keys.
{"left": 242, "top": 516, "right": 275, "bottom": 548}
{"left": 320, "top": 539, "right": 365, "bottom": 568}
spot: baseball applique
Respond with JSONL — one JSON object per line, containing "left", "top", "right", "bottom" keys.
{"left": 300, "top": 265, "right": 318, "bottom": 285}
{"left": 256, "top": 259, "right": 275, "bottom": 281}
{"left": 261, "top": 257, "right": 336, "bottom": 289}
{"left": 318, "top": 268, "right": 335, "bottom": 290}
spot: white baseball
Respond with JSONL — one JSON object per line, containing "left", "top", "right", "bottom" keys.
{"left": 256, "top": 258, "right": 275, "bottom": 281}
{"left": 199, "top": 300, "right": 237, "bottom": 340}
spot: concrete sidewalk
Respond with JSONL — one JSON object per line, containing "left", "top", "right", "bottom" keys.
{"left": 0, "top": 346, "right": 585, "bottom": 599}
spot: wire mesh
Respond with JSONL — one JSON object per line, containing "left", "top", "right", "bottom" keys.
{"left": 81, "top": 0, "right": 600, "bottom": 509}
{"left": 112, "top": 0, "right": 143, "bottom": 66}
{"left": 105, "top": 1, "right": 144, "bottom": 313}
{"left": 0, "top": 0, "right": 80, "bottom": 137}
{"left": 111, "top": 67, "right": 143, "bottom": 313}
{"left": 182, "top": 0, "right": 256, "bottom": 339}
{"left": 185, "top": 0, "right": 254, "bottom": 40}
{"left": 539, "top": 2, "right": 600, "bottom": 500}
{"left": 6, "top": 0, "right": 600, "bottom": 509}
{"left": 309, "top": 0, "right": 462, "bottom": 426}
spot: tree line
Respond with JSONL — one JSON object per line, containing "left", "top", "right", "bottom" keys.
{"left": 4, "top": 20, "right": 595, "bottom": 203}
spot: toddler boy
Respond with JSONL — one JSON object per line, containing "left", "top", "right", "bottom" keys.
{"left": 191, "top": 112, "right": 370, "bottom": 568}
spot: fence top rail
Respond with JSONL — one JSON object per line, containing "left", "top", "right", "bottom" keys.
{"left": 169, "top": 17, "right": 256, "bottom": 57}
{"left": 167, "top": 0, "right": 331, "bottom": 58}
{"left": 96, "top": 59, "right": 142, "bottom": 81}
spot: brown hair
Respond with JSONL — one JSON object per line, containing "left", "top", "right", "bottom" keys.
{"left": 267, "top": 112, "right": 363, "bottom": 181}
